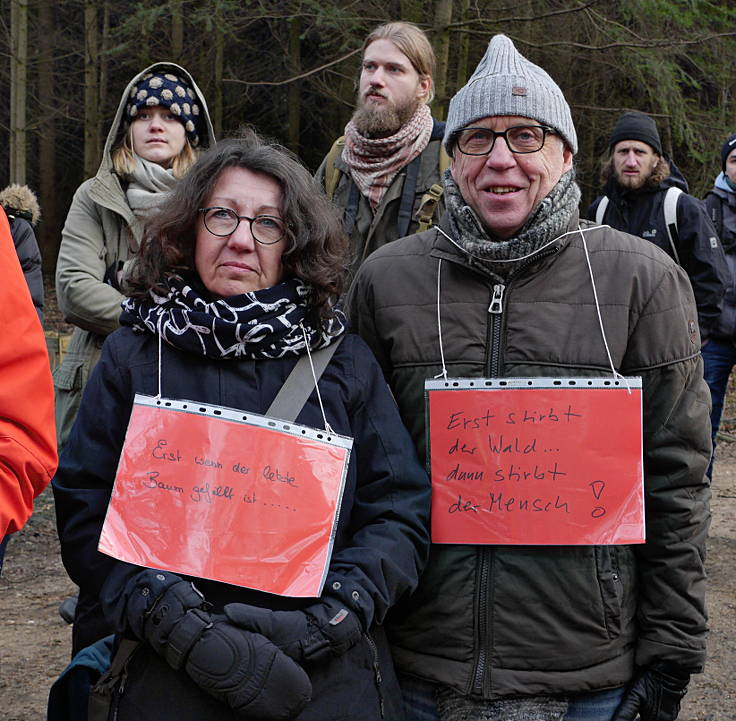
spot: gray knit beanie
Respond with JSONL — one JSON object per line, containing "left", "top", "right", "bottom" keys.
{"left": 444, "top": 35, "right": 577, "bottom": 155}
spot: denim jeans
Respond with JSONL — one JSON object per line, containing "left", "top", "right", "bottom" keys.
{"left": 702, "top": 337, "right": 736, "bottom": 479}
{"left": 399, "top": 674, "right": 627, "bottom": 721}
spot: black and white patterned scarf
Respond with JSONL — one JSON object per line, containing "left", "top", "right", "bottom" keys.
{"left": 120, "top": 275, "right": 346, "bottom": 360}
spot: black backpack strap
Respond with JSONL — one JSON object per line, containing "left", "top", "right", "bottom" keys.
{"left": 704, "top": 191, "right": 723, "bottom": 237}
{"left": 266, "top": 337, "right": 344, "bottom": 423}
{"left": 397, "top": 155, "right": 422, "bottom": 238}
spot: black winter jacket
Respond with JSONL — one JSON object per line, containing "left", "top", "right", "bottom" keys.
{"left": 7, "top": 214, "right": 43, "bottom": 321}
{"left": 587, "top": 161, "right": 727, "bottom": 341}
{"left": 53, "top": 328, "right": 430, "bottom": 721}
{"left": 704, "top": 181, "right": 736, "bottom": 341}
{"left": 349, "top": 214, "right": 711, "bottom": 699}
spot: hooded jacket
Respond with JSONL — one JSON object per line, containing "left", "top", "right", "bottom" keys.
{"left": 704, "top": 173, "right": 736, "bottom": 340}
{"left": 586, "top": 158, "right": 728, "bottom": 341}
{"left": 0, "top": 210, "right": 57, "bottom": 537}
{"left": 0, "top": 184, "right": 44, "bottom": 320}
{"left": 54, "top": 62, "right": 215, "bottom": 449}
{"left": 349, "top": 213, "right": 710, "bottom": 699}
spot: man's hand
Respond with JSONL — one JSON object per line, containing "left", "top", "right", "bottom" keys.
{"left": 612, "top": 666, "right": 690, "bottom": 721}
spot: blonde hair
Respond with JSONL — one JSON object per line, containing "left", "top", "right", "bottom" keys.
{"left": 111, "top": 125, "right": 198, "bottom": 179}
{"left": 363, "top": 21, "right": 435, "bottom": 103}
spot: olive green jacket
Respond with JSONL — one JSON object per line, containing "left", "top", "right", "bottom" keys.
{"left": 349, "top": 214, "right": 710, "bottom": 698}
{"left": 54, "top": 62, "right": 214, "bottom": 447}
{"left": 315, "top": 120, "right": 446, "bottom": 277}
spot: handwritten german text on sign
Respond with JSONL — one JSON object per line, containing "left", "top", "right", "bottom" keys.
{"left": 426, "top": 378, "right": 644, "bottom": 545}
{"left": 99, "top": 394, "right": 352, "bottom": 597}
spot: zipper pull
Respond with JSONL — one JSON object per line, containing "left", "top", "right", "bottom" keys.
{"left": 489, "top": 284, "right": 505, "bottom": 314}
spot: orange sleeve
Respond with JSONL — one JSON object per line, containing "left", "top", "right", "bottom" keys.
{"left": 0, "top": 210, "right": 57, "bottom": 535}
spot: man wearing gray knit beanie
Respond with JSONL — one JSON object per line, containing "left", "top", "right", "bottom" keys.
{"left": 350, "top": 34, "right": 708, "bottom": 721}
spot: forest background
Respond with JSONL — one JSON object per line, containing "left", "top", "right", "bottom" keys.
{"left": 3, "top": 0, "right": 736, "bottom": 268}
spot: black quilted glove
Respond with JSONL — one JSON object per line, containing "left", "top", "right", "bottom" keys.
{"left": 224, "top": 595, "right": 363, "bottom": 665}
{"left": 135, "top": 576, "right": 312, "bottom": 719}
{"left": 612, "top": 665, "right": 690, "bottom": 721}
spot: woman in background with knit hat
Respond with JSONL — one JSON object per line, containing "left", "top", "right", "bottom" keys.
{"left": 53, "top": 62, "right": 214, "bottom": 654}
{"left": 54, "top": 63, "right": 214, "bottom": 456}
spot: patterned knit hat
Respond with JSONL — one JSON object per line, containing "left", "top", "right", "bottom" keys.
{"left": 444, "top": 35, "right": 577, "bottom": 155}
{"left": 127, "top": 72, "right": 202, "bottom": 146}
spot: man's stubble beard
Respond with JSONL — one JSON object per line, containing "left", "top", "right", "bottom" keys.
{"left": 352, "top": 92, "right": 420, "bottom": 139}
{"left": 615, "top": 170, "right": 650, "bottom": 191}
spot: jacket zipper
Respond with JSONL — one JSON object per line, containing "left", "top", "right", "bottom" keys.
{"left": 471, "top": 283, "right": 505, "bottom": 695}
{"left": 365, "top": 633, "right": 385, "bottom": 718}
{"left": 486, "top": 284, "right": 505, "bottom": 377}
{"left": 471, "top": 547, "right": 492, "bottom": 695}
{"left": 472, "top": 247, "right": 561, "bottom": 696}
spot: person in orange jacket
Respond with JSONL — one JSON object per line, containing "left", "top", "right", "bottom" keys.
{"left": 0, "top": 207, "right": 57, "bottom": 572}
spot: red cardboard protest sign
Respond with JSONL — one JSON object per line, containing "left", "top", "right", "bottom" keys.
{"left": 98, "top": 395, "right": 351, "bottom": 597}
{"left": 426, "top": 378, "right": 644, "bottom": 545}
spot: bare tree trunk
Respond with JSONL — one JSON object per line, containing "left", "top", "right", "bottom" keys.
{"left": 287, "top": 16, "right": 302, "bottom": 153}
{"left": 10, "top": 0, "right": 28, "bottom": 184}
{"left": 84, "top": 1, "right": 100, "bottom": 179}
{"left": 453, "top": 0, "right": 470, "bottom": 94}
{"left": 432, "top": 0, "right": 452, "bottom": 121}
{"left": 99, "top": 2, "right": 110, "bottom": 121}
{"left": 171, "top": 0, "right": 184, "bottom": 59}
{"left": 213, "top": 4, "right": 224, "bottom": 138}
{"left": 38, "top": 0, "right": 57, "bottom": 265}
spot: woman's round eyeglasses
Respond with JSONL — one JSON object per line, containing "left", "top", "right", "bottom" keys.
{"left": 454, "top": 125, "right": 555, "bottom": 156}
{"left": 198, "top": 207, "right": 286, "bottom": 245}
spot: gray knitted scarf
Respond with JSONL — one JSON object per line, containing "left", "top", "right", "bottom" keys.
{"left": 443, "top": 169, "right": 581, "bottom": 277}
{"left": 437, "top": 686, "right": 567, "bottom": 721}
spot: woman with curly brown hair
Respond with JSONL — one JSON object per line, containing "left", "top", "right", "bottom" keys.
{"left": 52, "top": 130, "right": 430, "bottom": 721}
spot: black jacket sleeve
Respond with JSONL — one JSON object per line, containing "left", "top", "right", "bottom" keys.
{"left": 10, "top": 216, "right": 44, "bottom": 321}
{"left": 321, "top": 338, "right": 431, "bottom": 628}
{"left": 675, "top": 194, "right": 729, "bottom": 341}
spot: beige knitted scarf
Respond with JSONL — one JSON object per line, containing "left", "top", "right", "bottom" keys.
{"left": 342, "top": 102, "right": 433, "bottom": 211}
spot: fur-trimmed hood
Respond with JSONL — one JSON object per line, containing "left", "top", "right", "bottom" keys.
{"left": 0, "top": 184, "right": 41, "bottom": 226}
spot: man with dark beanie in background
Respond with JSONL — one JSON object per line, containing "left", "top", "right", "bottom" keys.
{"left": 588, "top": 111, "right": 728, "bottom": 342}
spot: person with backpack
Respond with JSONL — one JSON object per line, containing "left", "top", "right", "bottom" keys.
{"left": 701, "top": 132, "right": 736, "bottom": 478}
{"left": 587, "top": 111, "right": 728, "bottom": 342}
{"left": 315, "top": 22, "right": 448, "bottom": 277}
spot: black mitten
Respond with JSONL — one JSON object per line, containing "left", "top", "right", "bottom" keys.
{"left": 182, "top": 616, "right": 312, "bottom": 720}
{"left": 225, "top": 595, "right": 363, "bottom": 664}
{"left": 127, "top": 573, "right": 312, "bottom": 719}
{"left": 612, "top": 665, "right": 690, "bottom": 721}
